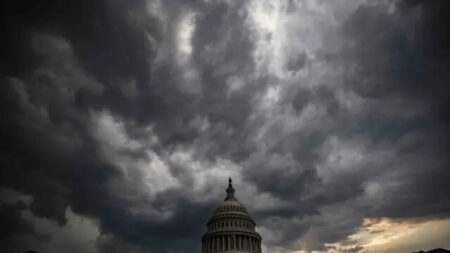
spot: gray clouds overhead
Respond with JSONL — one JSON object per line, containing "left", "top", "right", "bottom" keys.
{"left": 1, "top": 0, "right": 450, "bottom": 252}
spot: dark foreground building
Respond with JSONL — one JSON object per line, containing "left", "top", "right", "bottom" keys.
{"left": 414, "top": 249, "right": 450, "bottom": 253}
{"left": 201, "top": 178, "right": 262, "bottom": 253}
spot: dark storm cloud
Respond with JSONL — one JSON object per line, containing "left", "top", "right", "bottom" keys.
{"left": 1, "top": 0, "right": 153, "bottom": 83}
{"left": 1, "top": 0, "right": 450, "bottom": 253}
{"left": 93, "top": 189, "right": 215, "bottom": 253}
{"left": 1, "top": 0, "right": 163, "bottom": 251}
{"left": 286, "top": 1, "right": 450, "bottom": 249}
{"left": 1, "top": 0, "right": 259, "bottom": 252}
{"left": 240, "top": 0, "right": 450, "bottom": 250}
{"left": 341, "top": 0, "right": 450, "bottom": 215}
{"left": 286, "top": 51, "right": 308, "bottom": 73}
{"left": 0, "top": 201, "right": 50, "bottom": 252}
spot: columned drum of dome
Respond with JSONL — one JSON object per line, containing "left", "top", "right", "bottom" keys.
{"left": 201, "top": 178, "right": 262, "bottom": 253}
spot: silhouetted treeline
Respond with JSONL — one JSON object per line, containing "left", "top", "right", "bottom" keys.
{"left": 414, "top": 249, "right": 450, "bottom": 253}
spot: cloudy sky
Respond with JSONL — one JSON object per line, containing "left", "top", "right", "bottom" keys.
{"left": 1, "top": 0, "right": 450, "bottom": 252}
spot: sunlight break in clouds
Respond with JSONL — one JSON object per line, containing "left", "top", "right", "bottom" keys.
{"left": 344, "top": 218, "right": 450, "bottom": 253}
{"left": 177, "top": 12, "right": 196, "bottom": 55}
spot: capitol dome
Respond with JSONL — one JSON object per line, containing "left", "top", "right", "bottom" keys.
{"left": 201, "top": 178, "right": 262, "bottom": 253}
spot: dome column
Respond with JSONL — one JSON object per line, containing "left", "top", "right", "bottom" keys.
{"left": 221, "top": 235, "right": 225, "bottom": 250}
